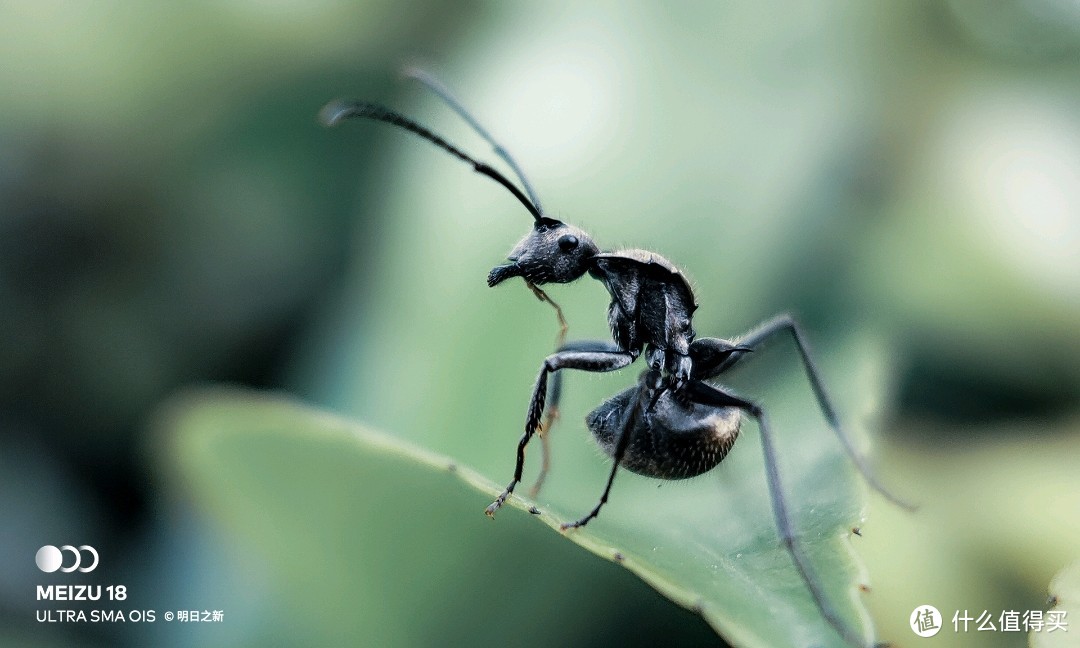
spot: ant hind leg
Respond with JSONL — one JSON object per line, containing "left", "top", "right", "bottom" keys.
{"left": 693, "top": 315, "right": 915, "bottom": 511}
{"left": 684, "top": 381, "right": 873, "bottom": 648}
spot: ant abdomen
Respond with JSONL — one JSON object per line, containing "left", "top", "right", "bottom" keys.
{"left": 586, "top": 383, "right": 742, "bottom": 480}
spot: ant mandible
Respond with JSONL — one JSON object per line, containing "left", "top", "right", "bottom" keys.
{"left": 320, "top": 70, "right": 913, "bottom": 648}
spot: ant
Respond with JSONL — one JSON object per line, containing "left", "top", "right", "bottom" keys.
{"left": 320, "top": 70, "right": 913, "bottom": 648}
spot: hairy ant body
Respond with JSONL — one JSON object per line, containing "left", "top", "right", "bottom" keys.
{"left": 321, "top": 71, "right": 912, "bottom": 648}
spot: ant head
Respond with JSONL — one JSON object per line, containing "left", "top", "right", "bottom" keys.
{"left": 488, "top": 218, "right": 599, "bottom": 286}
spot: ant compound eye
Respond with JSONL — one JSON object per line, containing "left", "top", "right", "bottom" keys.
{"left": 558, "top": 234, "right": 579, "bottom": 252}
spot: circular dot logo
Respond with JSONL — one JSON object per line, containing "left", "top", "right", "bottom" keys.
{"left": 36, "top": 545, "right": 63, "bottom": 573}
{"left": 36, "top": 545, "right": 99, "bottom": 573}
{"left": 910, "top": 605, "right": 942, "bottom": 638}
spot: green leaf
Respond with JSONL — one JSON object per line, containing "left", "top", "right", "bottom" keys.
{"left": 162, "top": 338, "right": 881, "bottom": 648}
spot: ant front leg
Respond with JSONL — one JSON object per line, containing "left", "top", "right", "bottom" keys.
{"left": 684, "top": 381, "right": 873, "bottom": 648}
{"left": 692, "top": 314, "right": 915, "bottom": 511}
{"left": 485, "top": 344, "right": 638, "bottom": 517}
{"left": 527, "top": 283, "right": 569, "bottom": 350}
{"left": 525, "top": 282, "right": 569, "bottom": 498}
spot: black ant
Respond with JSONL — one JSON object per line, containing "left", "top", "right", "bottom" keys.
{"left": 320, "top": 71, "right": 913, "bottom": 648}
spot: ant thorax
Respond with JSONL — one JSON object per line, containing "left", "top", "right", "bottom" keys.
{"left": 588, "top": 249, "right": 697, "bottom": 364}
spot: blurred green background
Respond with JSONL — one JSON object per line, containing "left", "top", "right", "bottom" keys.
{"left": 2, "top": 1, "right": 1078, "bottom": 647}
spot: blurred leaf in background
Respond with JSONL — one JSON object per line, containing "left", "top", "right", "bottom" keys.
{"left": 1031, "top": 561, "right": 1079, "bottom": 648}
{"left": 1, "top": 1, "right": 1078, "bottom": 647}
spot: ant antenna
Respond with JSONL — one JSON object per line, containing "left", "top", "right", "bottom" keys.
{"left": 402, "top": 66, "right": 544, "bottom": 215}
{"left": 319, "top": 100, "right": 542, "bottom": 223}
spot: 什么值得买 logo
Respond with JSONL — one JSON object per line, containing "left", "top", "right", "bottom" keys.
{"left": 910, "top": 605, "right": 942, "bottom": 637}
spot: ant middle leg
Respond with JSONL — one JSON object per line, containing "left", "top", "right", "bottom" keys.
{"left": 485, "top": 344, "right": 638, "bottom": 517}
{"left": 528, "top": 340, "right": 623, "bottom": 498}
{"left": 691, "top": 314, "right": 914, "bottom": 510}
{"left": 560, "top": 396, "right": 639, "bottom": 531}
